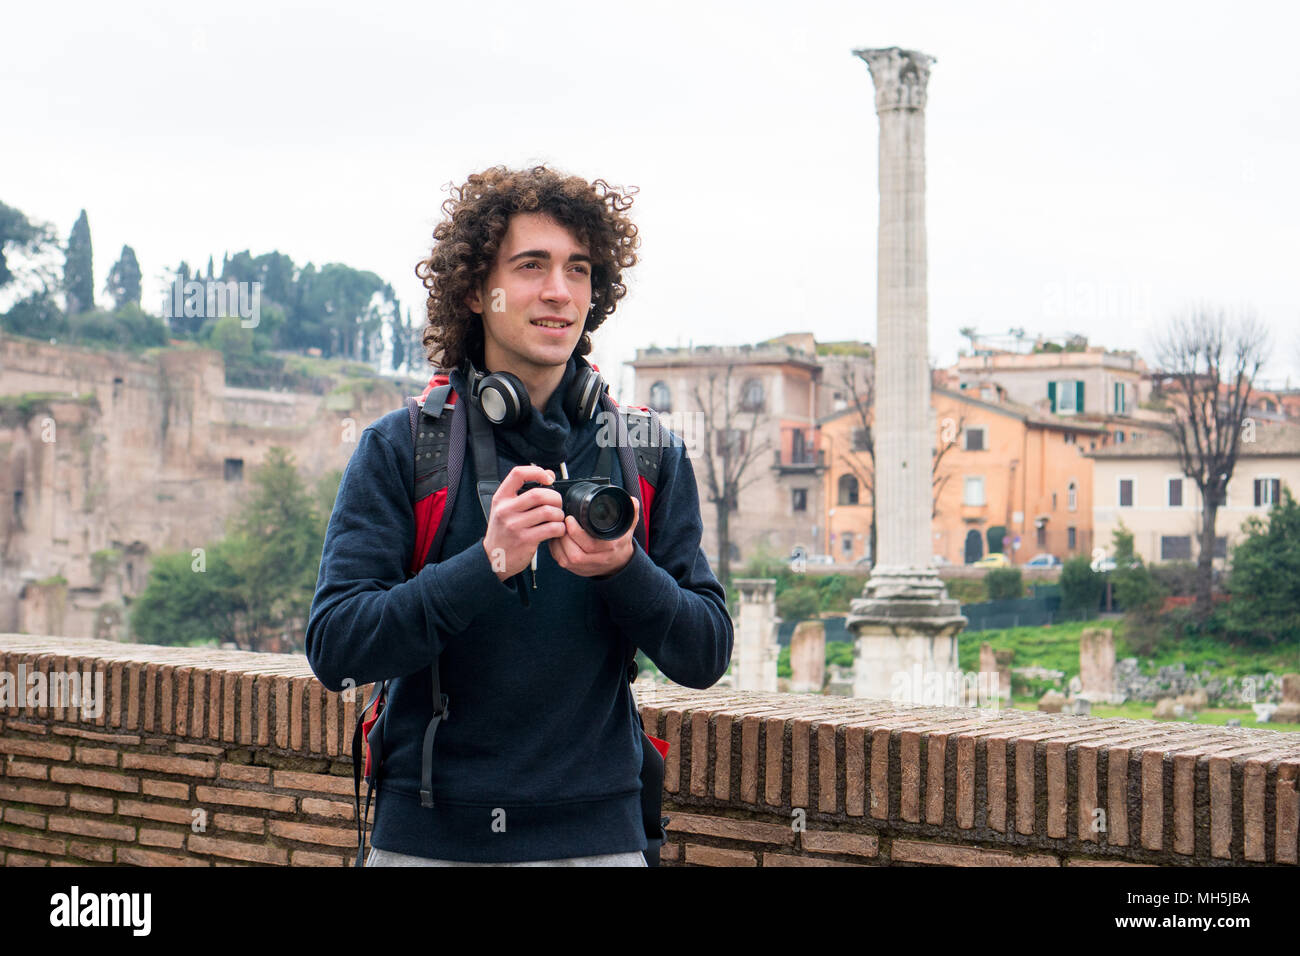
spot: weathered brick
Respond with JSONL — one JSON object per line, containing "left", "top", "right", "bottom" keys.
{"left": 292, "top": 849, "right": 347, "bottom": 867}
{"left": 219, "top": 763, "right": 271, "bottom": 785}
{"left": 664, "top": 710, "right": 682, "bottom": 794}
{"left": 174, "top": 742, "right": 224, "bottom": 756}
{"left": 714, "top": 713, "right": 733, "bottom": 801}
{"left": 195, "top": 786, "right": 295, "bottom": 813}
{"left": 126, "top": 663, "right": 141, "bottom": 730}
{"left": 50, "top": 767, "right": 139, "bottom": 793}
{"left": 0, "top": 738, "right": 72, "bottom": 761}
{"left": 764, "top": 852, "right": 866, "bottom": 867}
{"left": 665, "top": 811, "right": 793, "bottom": 845}
{"left": 119, "top": 846, "right": 209, "bottom": 867}
{"left": 255, "top": 675, "right": 272, "bottom": 747}
{"left": 740, "top": 714, "right": 761, "bottom": 805}
{"left": 0, "top": 829, "right": 66, "bottom": 855}
{"left": 109, "top": 661, "right": 124, "bottom": 729}
{"left": 6, "top": 852, "right": 50, "bottom": 866}
{"left": 4, "top": 720, "right": 47, "bottom": 735}
{"left": 139, "top": 827, "right": 186, "bottom": 849}
{"left": 239, "top": 673, "right": 255, "bottom": 747}
{"left": 142, "top": 779, "right": 189, "bottom": 800}
{"left": 1064, "top": 856, "right": 1158, "bottom": 866}
{"left": 956, "top": 734, "right": 976, "bottom": 829}
{"left": 48, "top": 815, "right": 136, "bottom": 842}
{"left": 189, "top": 834, "right": 288, "bottom": 865}
{"left": 69, "top": 841, "right": 114, "bottom": 862}
{"left": 271, "top": 770, "right": 354, "bottom": 797}
{"left": 892, "top": 840, "right": 1058, "bottom": 867}
{"left": 684, "top": 843, "right": 756, "bottom": 867}
{"left": 117, "top": 800, "right": 193, "bottom": 825}
{"left": 5, "top": 758, "right": 48, "bottom": 780}
{"left": 307, "top": 680, "right": 322, "bottom": 753}
{"left": 144, "top": 663, "right": 159, "bottom": 732}
{"left": 870, "top": 727, "right": 891, "bottom": 820}
{"left": 1107, "top": 746, "right": 1132, "bottom": 847}
{"left": 817, "top": 723, "right": 837, "bottom": 813}
{"left": 122, "top": 753, "right": 216, "bottom": 778}
{"left": 1243, "top": 758, "right": 1268, "bottom": 862}
{"left": 275, "top": 675, "right": 290, "bottom": 749}
{"left": 1140, "top": 750, "right": 1164, "bottom": 851}
{"left": 69, "top": 792, "right": 115, "bottom": 814}
{"left": 0, "top": 782, "right": 66, "bottom": 806}
{"left": 300, "top": 798, "right": 355, "bottom": 821}
{"left": 1172, "top": 753, "right": 1196, "bottom": 855}
{"left": 801, "top": 830, "right": 878, "bottom": 858}
{"left": 1015, "top": 738, "right": 1037, "bottom": 835}
{"left": 2, "top": 807, "right": 47, "bottom": 829}
{"left": 790, "top": 718, "right": 811, "bottom": 810}
{"left": 660, "top": 843, "right": 680, "bottom": 864}
{"left": 1209, "top": 756, "right": 1233, "bottom": 859}
{"left": 1278, "top": 762, "right": 1299, "bottom": 865}
{"left": 267, "top": 820, "right": 354, "bottom": 847}
{"left": 845, "top": 725, "right": 866, "bottom": 817}
{"left": 75, "top": 746, "right": 119, "bottom": 767}
{"left": 213, "top": 813, "right": 265, "bottom": 834}
{"left": 291, "top": 677, "right": 305, "bottom": 751}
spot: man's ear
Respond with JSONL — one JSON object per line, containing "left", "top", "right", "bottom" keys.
{"left": 464, "top": 285, "right": 482, "bottom": 314}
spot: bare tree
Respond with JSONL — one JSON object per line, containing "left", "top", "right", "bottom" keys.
{"left": 1151, "top": 307, "right": 1270, "bottom": 619}
{"left": 690, "top": 364, "right": 775, "bottom": 591}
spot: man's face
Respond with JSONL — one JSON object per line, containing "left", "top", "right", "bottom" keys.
{"left": 466, "top": 211, "right": 592, "bottom": 375}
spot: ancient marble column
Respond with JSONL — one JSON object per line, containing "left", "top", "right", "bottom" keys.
{"left": 846, "top": 47, "right": 966, "bottom": 700}
{"left": 732, "top": 578, "right": 779, "bottom": 692}
{"left": 790, "top": 620, "right": 827, "bottom": 693}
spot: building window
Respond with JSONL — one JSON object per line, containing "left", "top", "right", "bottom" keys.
{"left": 791, "top": 429, "right": 809, "bottom": 464}
{"left": 963, "top": 476, "right": 986, "bottom": 506}
{"left": 841, "top": 534, "right": 854, "bottom": 558}
{"left": 1115, "top": 431, "right": 1125, "bottom": 443}
{"left": 1254, "top": 477, "right": 1282, "bottom": 508}
{"left": 649, "top": 381, "right": 671, "bottom": 412}
{"left": 851, "top": 427, "right": 871, "bottom": 451}
{"left": 1168, "top": 477, "right": 1183, "bottom": 508}
{"left": 1067, "top": 481, "right": 1077, "bottom": 511}
{"left": 1114, "top": 381, "right": 1127, "bottom": 414}
{"left": 1037, "top": 524, "right": 1047, "bottom": 548}
{"left": 1052, "top": 492, "right": 1058, "bottom": 510}
{"left": 224, "top": 458, "right": 244, "bottom": 482}
{"left": 837, "top": 474, "right": 859, "bottom": 506}
{"left": 740, "top": 378, "right": 765, "bottom": 412}
{"left": 1067, "top": 526, "right": 1077, "bottom": 550}
{"left": 1214, "top": 536, "right": 1228, "bottom": 559}
{"left": 1118, "top": 478, "right": 1134, "bottom": 508}
{"left": 1064, "top": 432, "right": 1077, "bottom": 445}
{"left": 1161, "top": 536, "right": 1192, "bottom": 560}
{"left": 1049, "top": 379, "right": 1083, "bottom": 414}
{"left": 792, "top": 488, "right": 807, "bottom": 512}
{"left": 963, "top": 427, "right": 986, "bottom": 451}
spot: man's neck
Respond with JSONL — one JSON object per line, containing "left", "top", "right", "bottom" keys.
{"left": 482, "top": 349, "right": 567, "bottom": 413}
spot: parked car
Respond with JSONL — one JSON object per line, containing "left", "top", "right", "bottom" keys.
{"left": 1091, "top": 556, "right": 1141, "bottom": 572}
{"left": 806, "top": 554, "right": 835, "bottom": 566}
{"left": 932, "top": 554, "right": 949, "bottom": 567}
{"left": 972, "top": 553, "right": 1012, "bottom": 568}
{"left": 1024, "top": 553, "right": 1062, "bottom": 568}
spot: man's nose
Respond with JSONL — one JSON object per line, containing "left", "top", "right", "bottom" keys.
{"left": 540, "top": 265, "right": 571, "bottom": 302}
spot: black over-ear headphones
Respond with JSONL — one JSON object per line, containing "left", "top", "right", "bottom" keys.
{"left": 463, "top": 354, "right": 608, "bottom": 428}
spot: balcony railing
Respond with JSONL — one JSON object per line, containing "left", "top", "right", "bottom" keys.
{"left": 773, "top": 449, "right": 825, "bottom": 471}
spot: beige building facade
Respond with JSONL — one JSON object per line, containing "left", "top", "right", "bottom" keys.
{"left": 1088, "top": 424, "right": 1300, "bottom": 564}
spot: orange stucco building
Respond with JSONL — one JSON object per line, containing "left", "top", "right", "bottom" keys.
{"left": 818, "top": 385, "right": 1109, "bottom": 565}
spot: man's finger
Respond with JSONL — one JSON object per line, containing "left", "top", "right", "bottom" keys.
{"left": 496, "top": 465, "right": 555, "bottom": 498}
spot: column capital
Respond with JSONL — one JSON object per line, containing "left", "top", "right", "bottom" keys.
{"left": 853, "top": 47, "right": 935, "bottom": 112}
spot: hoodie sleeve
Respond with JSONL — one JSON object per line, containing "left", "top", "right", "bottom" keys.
{"left": 591, "top": 435, "right": 734, "bottom": 688}
{"left": 304, "top": 420, "right": 518, "bottom": 692}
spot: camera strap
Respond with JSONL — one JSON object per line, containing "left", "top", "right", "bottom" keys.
{"left": 465, "top": 395, "right": 533, "bottom": 607}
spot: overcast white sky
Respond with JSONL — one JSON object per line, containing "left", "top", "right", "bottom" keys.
{"left": 4, "top": 0, "right": 1298, "bottom": 396}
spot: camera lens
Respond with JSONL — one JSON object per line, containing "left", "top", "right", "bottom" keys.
{"left": 568, "top": 482, "right": 634, "bottom": 540}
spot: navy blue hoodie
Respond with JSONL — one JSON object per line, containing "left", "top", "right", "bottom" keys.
{"left": 304, "top": 356, "right": 733, "bottom": 861}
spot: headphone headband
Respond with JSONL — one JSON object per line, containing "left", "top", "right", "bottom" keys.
{"left": 462, "top": 355, "right": 606, "bottom": 429}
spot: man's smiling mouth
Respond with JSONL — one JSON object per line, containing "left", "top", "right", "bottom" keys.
{"left": 530, "top": 318, "right": 572, "bottom": 328}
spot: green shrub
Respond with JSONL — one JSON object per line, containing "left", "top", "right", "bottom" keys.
{"left": 1059, "top": 554, "right": 1103, "bottom": 611}
{"left": 985, "top": 568, "right": 1024, "bottom": 601}
{"left": 1149, "top": 561, "right": 1198, "bottom": 597}
{"left": 777, "top": 585, "right": 820, "bottom": 623}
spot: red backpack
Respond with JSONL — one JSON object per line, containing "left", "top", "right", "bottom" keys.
{"left": 351, "top": 367, "right": 673, "bottom": 866}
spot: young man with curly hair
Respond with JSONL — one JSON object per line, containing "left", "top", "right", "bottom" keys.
{"left": 305, "top": 165, "right": 733, "bottom": 866}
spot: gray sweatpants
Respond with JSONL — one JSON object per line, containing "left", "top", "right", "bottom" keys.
{"left": 367, "top": 846, "right": 647, "bottom": 867}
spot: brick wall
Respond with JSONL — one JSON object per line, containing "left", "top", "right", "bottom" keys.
{"left": 2, "top": 636, "right": 1298, "bottom": 866}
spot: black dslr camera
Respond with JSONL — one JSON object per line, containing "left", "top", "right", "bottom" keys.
{"left": 519, "top": 477, "right": 636, "bottom": 540}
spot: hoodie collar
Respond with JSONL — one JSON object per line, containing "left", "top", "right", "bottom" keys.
{"left": 449, "top": 356, "right": 584, "bottom": 470}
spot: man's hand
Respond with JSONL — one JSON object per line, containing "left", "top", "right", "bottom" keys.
{"left": 482, "top": 465, "right": 566, "bottom": 581}
{"left": 549, "top": 496, "right": 639, "bottom": 579}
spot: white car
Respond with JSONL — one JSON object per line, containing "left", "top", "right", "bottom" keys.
{"left": 1024, "top": 553, "right": 1062, "bottom": 568}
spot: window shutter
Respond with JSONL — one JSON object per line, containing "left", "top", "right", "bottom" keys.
{"left": 1076, "top": 381, "right": 1084, "bottom": 412}
{"left": 1048, "top": 381, "right": 1057, "bottom": 412}
{"left": 1255, "top": 479, "right": 1262, "bottom": 507}
{"left": 1272, "top": 478, "right": 1281, "bottom": 505}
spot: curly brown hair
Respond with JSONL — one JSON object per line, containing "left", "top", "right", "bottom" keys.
{"left": 415, "top": 165, "right": 641, "bottom": 372}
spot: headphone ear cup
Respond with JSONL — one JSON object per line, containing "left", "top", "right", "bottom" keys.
{"left": 565, "top": 365, "right": 605, "bottom": 423}
{"left": 479, "top": 370, "right": 531, "bottom": 427}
